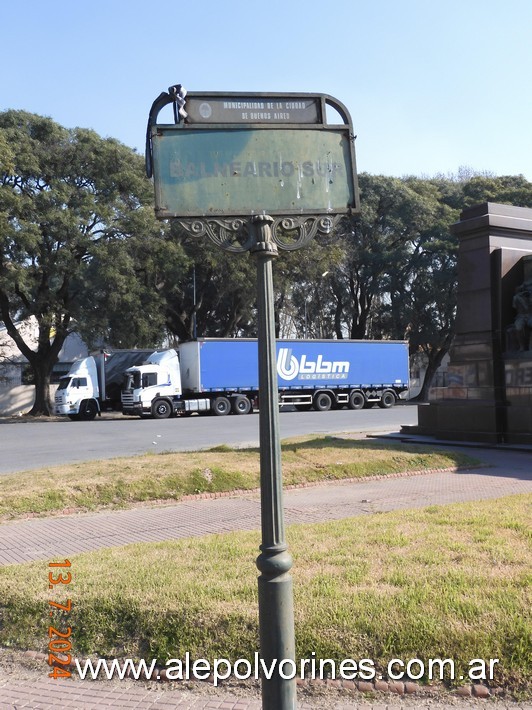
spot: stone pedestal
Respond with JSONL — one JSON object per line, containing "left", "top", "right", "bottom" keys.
{"left": 407, "top": 202, "right": 532, "bottom": 444}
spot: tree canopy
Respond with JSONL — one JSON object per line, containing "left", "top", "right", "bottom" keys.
{"left": 0, "top": 110, "right": 166, "bottom": 414}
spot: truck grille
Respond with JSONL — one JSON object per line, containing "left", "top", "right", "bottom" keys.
{"left": 121, "top": 392, "right": 134, "bottom": 406}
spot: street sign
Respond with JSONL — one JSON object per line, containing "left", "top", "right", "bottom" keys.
{"left": 152, "top": 126, "right": 355, "bottom": 217}
{"left": 145, "top": 86, "right": 361, "bottom": 709}
{"left": 147, "top": 91, "right": 359, "bottom": 219}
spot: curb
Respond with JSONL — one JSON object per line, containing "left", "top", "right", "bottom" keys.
{"left": 167, "top": 464, "right": 485, "bottom": 503}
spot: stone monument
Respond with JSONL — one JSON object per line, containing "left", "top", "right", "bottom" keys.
{"left": 407, "top": 202, "right": 532, "bottom": 444}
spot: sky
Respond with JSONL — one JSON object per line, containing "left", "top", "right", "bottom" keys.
{"left": 2, "top": 0, "right": 531, "bottom": 181}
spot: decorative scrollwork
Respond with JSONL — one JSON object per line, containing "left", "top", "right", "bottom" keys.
{"left": 176, "top": 214, "right": 342, "bottom": 253}
{"left": 271, "top": 214, "right": 342, "bottom": 250}
{"left": 176, "top": 217, "right": 254, "bottom": 253}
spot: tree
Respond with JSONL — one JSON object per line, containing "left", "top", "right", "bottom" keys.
{"left": 162, "top": 222, "right": 258, "bottom": 341}
{"left": 0, "top": 110, "right": 164, "bottom": 415}
{"left": 461, "top": 174, "right": 532, "bottom": 209}
{"left": 328, "top": 174, "right": 444, "bottom": 341}
{"left": 380, "top": 178, "right": 460, "bottom": 400}
{"left": 352, "top": 173, "right": 532, "bottom": 399}
{"left": 276, "top": 239, "right": 345, "bottom": 338}
{"left": 75, "top": 225, "right": 180, "bottom": 349}
{"left": 0, "top": 132, "right": 14, "bottom": 175}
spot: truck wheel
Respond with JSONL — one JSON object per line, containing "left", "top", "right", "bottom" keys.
{"left": 349, "top": 391, "right": 365, "bottom": 410}
{"left": 79, "top": 400, "right": 98, "bottom": 420}
{"left": 379, "top": 390, "right": 396, "bottom": 409}
{"left": 212, "top": 396, "right": 231, "bottom": 416}
{"left": 152, "top": 399, "right": 172, "bottom": 419}
{"left": 231, "top": 395, "right": 252, "bottom": 415}
{"left": 313, "top": 392, "right": 332, "bottom": 412}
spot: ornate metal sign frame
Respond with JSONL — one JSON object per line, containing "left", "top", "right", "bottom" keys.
{"left": 146, "top": 86, "right": 359, "bottom": 252}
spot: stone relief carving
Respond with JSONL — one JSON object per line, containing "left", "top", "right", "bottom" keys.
{"left": 507, "top": 278, "right": 532, "bottom": 352}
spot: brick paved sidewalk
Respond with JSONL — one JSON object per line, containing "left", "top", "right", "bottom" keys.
{"left": 1, "top": 676, "right": 531, "bottom": 710}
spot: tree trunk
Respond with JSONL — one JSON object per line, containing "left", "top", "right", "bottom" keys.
{"left": 333, "top": 289, "right": 344, "bottom": 339}
{"left": 28, "top": 359, "right": 54, "bottom": 416}
{"left": 410, "top": 346, "right": 449, "bottom": 403}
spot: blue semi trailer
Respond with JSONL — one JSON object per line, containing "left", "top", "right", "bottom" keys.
{"left": 121, "top": 338, "right": 409, "bottom": 419}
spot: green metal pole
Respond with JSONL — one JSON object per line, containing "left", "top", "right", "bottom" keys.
{"left": 250, "top": 215, "right": 297, "bottom": 710}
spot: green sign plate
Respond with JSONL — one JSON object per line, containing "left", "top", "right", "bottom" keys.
{"left": 152, "top": 126, "right": 356, "bottom": 217}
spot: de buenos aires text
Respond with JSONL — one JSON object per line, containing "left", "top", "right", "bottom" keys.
{"left": 168, "top": 159, "right": 345, "bottom": 180}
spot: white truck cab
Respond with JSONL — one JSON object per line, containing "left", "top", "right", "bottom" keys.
{"left": 121, "top": 350, "right": 182, "bottom": 418}
{"left": 54, "top": 356, "right": 100, "bottom": 420}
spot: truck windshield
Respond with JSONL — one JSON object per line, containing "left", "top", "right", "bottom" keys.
{"left": 57, "top": 377, "right": 72, "bottom": 391}
{"left": 122, "top": 372, "right": 141, "bottom": 390}
{"left": 122, "top": 371, "right": 158, "bottom": 390}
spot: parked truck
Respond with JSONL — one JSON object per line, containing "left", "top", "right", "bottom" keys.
{"left": 120, "top": 338, "right": 409, "bottom": 419}
{"left": 54, "top": 349, "right": 154, "bottom": 420}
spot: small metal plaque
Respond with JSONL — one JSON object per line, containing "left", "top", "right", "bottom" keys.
{"left": 185, "top": 96, "right": 320, "bottom": 124}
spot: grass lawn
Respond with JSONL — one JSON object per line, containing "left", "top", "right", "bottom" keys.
{"left": 0, "top": 436, "right": 479, "bottom": 521}
{"left": 0, "top": 494, "right": 530, "bottom": 691}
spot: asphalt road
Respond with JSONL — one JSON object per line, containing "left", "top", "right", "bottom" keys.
{"left": 0, "top": 404, "right": 418, "bottom": 475}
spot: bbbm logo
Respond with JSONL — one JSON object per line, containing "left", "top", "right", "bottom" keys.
{"left": 277, "top": 348, "right": 350, "bottom": 381}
